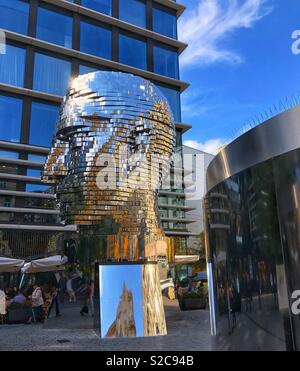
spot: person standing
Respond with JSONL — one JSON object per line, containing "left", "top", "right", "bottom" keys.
{"left": 27, "top": 284, "right": 44, "bottom": 323}
{"left": 0, "top": 285, "right": 6, "bottom": 323}
{"left": 11, "top": 289, "right": 26, "bottom": 304}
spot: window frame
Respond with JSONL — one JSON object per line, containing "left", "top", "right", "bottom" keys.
{"left": 36, "top": 4, "right": 74, "bottom": 49}
{"left": 0, "top": 0, "right": 30, "bottom": 36}
{"left": 32, "top": 49, "right": 72, "bottom": 96}
{"left": 153, "top": 41, "right": 179, "bottom": 79}
{"left": 119, "top": 0, "right": 147, "bottom": 29}
{"left": 0, "top": 92, "right": 24, "bottom": 144}
{"left": 79, "top": 17, "right": 113, "bottom": 60}
{"left": 29, "top": 100, "right": 60, "bottom": 148}
{"left": 118, "top": 30, "right": 148, "bottom": 70}
{"left": 80, "top": 0, "right": 113, "bottom": 17}
{"left": 0, "top": 41, "right": 26, "bottom": 88}
{"left": 152, "top": 2, "right": 177, "bottom": 39}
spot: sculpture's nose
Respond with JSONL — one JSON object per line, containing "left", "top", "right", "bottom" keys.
{"left": 42, "top": 142, "right": 69, "bottom": 182}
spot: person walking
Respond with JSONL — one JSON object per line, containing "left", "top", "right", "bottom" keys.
{"left": 66, "top": 276, "right": 76, "bottom": 303}
{"left": 87, "top": 280, "right": 94, "bottom": 317}
{"left": 80, "top": 280, "right": 94, "bottom": 316}
{"left": 59, "top": 272, "right": 66, "bottom": 304}
{"left": 47, "top": 286, "right": 62, "bottom": 318}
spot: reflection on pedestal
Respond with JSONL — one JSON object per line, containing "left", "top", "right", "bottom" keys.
{"left": 94, "top": 262, "right": 167, "bottom": 338}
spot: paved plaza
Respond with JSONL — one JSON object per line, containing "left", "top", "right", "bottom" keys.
{"left": 0, "top": 299, "right": 215, "bottom": 351}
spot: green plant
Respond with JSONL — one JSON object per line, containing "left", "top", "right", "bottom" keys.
{"left": 9, "top": 300, "right": 31, "bottom": 310}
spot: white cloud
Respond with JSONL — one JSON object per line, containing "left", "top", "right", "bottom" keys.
{"left": 179, "top": 0, "right": 273, "bottom": 67}
{"left": 183, "top": 138, "right": 227, "bottom": 155}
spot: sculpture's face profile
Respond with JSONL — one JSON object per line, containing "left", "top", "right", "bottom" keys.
{"left": 44, "top": 72, "right": 175, "bottom": 258}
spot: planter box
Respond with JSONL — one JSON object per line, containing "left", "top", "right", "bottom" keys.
{"left": 8, "top": 308, "right": 31, "bottom": 324}
{"left": 179, "top": 297, "right": 208, "bottom": 311}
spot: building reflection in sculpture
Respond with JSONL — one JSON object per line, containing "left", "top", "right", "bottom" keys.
{"left": 205, "top": 105, "right": 300, "bottom": 351}
{"left": 206, "top": 166, "right": 287, "bottom": 350}
{"left": 98, "top": 263, "right": 167, "bottom": 338}
{"left": 43, "top": 71, "right": 175, "bottom": 265}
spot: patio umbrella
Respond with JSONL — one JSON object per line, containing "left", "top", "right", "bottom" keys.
{"left": 0, "top": 257, "right": 25, "bottom": 273}
{"left": 21, "top": 255, "right": 68, "bottom": 274}
{"left": 174, "top": 255, "right": 200, "bottom": 265}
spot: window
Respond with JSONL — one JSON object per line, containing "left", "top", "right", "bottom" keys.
{"left": 0, "top": 163, "right": 18, "bottom": 175}
{"left": 81, "top": 0, "right": 112, "bottom": 16}
{"left": 4, "top": 197, "right": 13, "bottom": 207}
{"left": 153, "top": 5, "right": 177, "bottom": 39}
{"left": 0, "top": 0, "right": 29, "bottom": 35}
{"left": 153, "top": 44, "right": 178, "bottom": 79}
{"left": 0, "top": 44, "right": 25, "bottom": 87}
{"left": 29, "top": 102, "right": 59, "bottom": 147}
{"left": 157, "top": 85, "right": 181, "bottom": 122}
{"left": 28, "top": 154, "right": 47, "bottom": 163}
{"left": 33, "top": 53, "right": 71, "bottom": 96}
{"left": 79, "top": 64, "right": 107, "bottom": 75}
{"left": 0, "top": 95, "right": 22, "bottom": 142}
{"left": 36, "top": 7, "right": 73, "bottom": 48}
{"left": 27, "top": 169, "right": 42, "bottom": 177}
{"left": 119, "top": 0, "right": 146, "bottom": 28}
{"left": 26, "top": 184, "right": 52, "bottom": 192}
{"left": 80, "top": 21, "right": 112, "bottom": 60}
{"left": 119, "top": 34, "right": 146, "bottom": 70}
{"left": 175, "top": 128, "right": 182, "bottom": 147}
{"left": 0, "top": 151, "right": 19, "bottom": 159}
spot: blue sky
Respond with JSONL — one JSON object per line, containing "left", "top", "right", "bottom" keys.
{"left": 179, "top": 0, "right": 300, "bottom": 154}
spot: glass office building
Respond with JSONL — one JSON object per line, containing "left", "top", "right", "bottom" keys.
{"left": 205, "top": 104, "right": 300, "bottom": 351}
{"left": 0, "top": 0, "right": 191, "bottom": 265}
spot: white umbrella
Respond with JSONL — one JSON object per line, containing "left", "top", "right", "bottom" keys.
{"left": 174, "top": 255, "right": 200, "bottom": 265}
{"left": 21, "top": 255, "right": 68, "bottom": 274}
{"left": 0, "top": 257, "right": 25, "bottom": 273}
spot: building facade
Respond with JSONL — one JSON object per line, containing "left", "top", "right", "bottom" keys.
{"left": 205, "top": 104, "right": 300, "bottom": 351}
{"left": 0, "top": 0, "right": 191, "bottom": 265}
{"left": 170, "top": 144, "right": 214, "bottom": 280}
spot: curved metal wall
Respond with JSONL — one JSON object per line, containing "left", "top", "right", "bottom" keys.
{"left": 207, "top": 105, "right": 300, "bottom": 191}
{"left": 205, "top": 104, "right": 300, "bottom": 351}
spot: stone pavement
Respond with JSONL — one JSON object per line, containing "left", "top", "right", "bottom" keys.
{"left": 0, "top": 298, "right": 215, "bottom": 351}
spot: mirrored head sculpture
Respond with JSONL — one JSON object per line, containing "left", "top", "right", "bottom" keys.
{"left": 43, "top": 71, "right": 175, "bottom": 262}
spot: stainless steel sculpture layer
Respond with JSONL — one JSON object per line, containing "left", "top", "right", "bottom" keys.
{"left": 43, "top": 71, "right": 175, "bottom": 336}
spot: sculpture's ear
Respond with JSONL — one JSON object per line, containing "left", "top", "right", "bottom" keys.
{"left": 147, "top": 100, "right": 175, "bottom": 158}
{"left": 130, "top": 117, "right": 153, "bottom": 154}
{"left": 42, "top": 138, "right": 69, "bottom": 183}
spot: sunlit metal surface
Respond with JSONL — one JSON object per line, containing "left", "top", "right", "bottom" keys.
{"left": 43, "top": 71, "right": 175, "bottom": 261}
{"left": 205, "top": 104, "right": 300, "bottom": 350}
{"left": 207, "top": 105, "right": 300, "bottom": 191}
{"left": 43, "top": 71, "right": 175, "bottom": 338}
